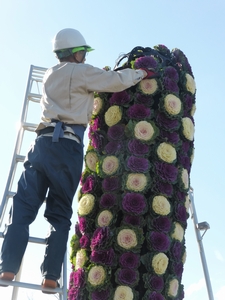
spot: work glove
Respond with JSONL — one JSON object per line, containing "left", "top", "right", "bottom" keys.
{"left": 140, "top": 68, "right": 159, "bottom": 79}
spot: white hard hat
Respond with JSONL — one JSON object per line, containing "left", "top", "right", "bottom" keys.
{"left": 52, "top": 28, "right": 93, "bottom": 52}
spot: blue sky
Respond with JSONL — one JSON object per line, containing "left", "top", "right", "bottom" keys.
{"left": 0, "top": 0, "right": 225, "bottom": 299}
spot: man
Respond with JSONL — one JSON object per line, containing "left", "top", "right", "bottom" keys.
{"left": 0, "top": 28, "right": 150, "bottom": 293}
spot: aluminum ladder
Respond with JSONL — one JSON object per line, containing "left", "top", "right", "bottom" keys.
{"left": 0, "top": 65, "right": 68, "bottom": 299}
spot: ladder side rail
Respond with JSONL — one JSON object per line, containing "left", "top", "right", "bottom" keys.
{"left": 189, "top": 189, "right": 214, "bottom": 300}
{"left": 0, "top": 65, "right": 38, "bottom": 226}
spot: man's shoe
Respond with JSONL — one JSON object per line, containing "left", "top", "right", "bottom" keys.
{"left": 0, "top": 272, "right": 15, "bottom": 287}
{"left": 42, "top": 278, "right": 59, "bottom": 294}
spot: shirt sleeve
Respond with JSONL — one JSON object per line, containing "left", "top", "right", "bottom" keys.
{"left": 82, "top": 64, "right": 145, "bottom": 93}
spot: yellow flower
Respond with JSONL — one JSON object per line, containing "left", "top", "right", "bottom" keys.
{"left": 102, "top": 156, "right": 119, "bottom": 175}
{"left": 190, "top": 148, "right": 194, "bottom": 164}
{"left": 191, "top": 103, "right": 196, "bottom": 116}
{"left": 152, "top": 253, "right": 169, "bottom": 275}
{"left": 182, "top": 250, "right": 187, "bottom": 264}
{"left": 157, "top": 142, "right": 176, "bottom": 163}
{"left": 105, "top": 105, "right": 122, "bottom": 127}
{"left": 184, "top": 195, "right": 190, "bottom": 213}
{"left": 92, "top": 97, "right": 103, "bottom": 115}
{"left": 185, "top": 73, "right": 196, "bottom": 94}
{"left": 134, "top": 121, "right": 155, "bottom": 141}
{"left": 171, "top": 222, "right": 184, "bottom": 242}
{"left": 75, "top": 249, "right": 87, "bottom": 270}
{"left": 117, "top": 228, "right": 137, "bottom": 250}
{"left": 168, "top": 278, "right": 179, "bottom": 297}
{"left": 181, "top": 168, "right": 189, "bottom": 190}
{"left": 85, "top": 151, "right": 98, "bottom": 172}
{"left": 139, "top": 78, "right": 158, "bottom": 95}
{"left": 97, "top": 210, "right": 113, "bottom": 227}
{"left": 152, "top": 195, "right": 171, "bottom": 215}
{"left": 78, "top": 194, "right": 95, "bottom": 216}
{"left": 114, "top": 286, "right": 134, "bottom": 300}
{"left": 126, "top": 173, "right": 147, "bottom": 192}
{"left": 164, "top": 94, "right": 182, "bottom": 116}
{"left": 88, "top": 265, "right": 106, "bottom": 286}
{"left": 182, "top": 117, "right": 195, "bottom": 141}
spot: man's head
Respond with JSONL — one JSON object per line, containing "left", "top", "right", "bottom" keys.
{"left": 52, "top": 28, "right": 94, "bottom": 63}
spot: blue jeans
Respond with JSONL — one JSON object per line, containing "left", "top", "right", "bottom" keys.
{"left": 0, "top": 135, "right": 83, "bottom": 281}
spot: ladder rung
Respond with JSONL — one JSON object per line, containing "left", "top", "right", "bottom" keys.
{"left": 0, "top": 279, "right": 64, "bottom": 294}
{"left": 0, "top": 232, "right": 46, "bottom": 244}
{"left": 22, "top": 122, "right": 37, "bottom": 131}
{"left": 16, "top": 154, "right": 25, "bottom": 162}
{"left": 28, "top": 93, "right": 42, "bottom": 103}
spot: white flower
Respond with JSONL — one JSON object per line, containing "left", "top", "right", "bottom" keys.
{"left": 117, "top": 228, "right": 137, "bottom": 250}
{"left": 171, "top": 222, "right": 184, "bottom": 242}
{"left": 164, "top": 94, "right": 182, "bottom": 116}
{"left": 75, "top": 249, "right": 87, "bottom": 270}
{"left": 168, "top": 278, "right": 179, "bottom": 297}
{"left": 102, "top": 156, "right": 119, "bottom": 175}
{"left": 88, "top": 265, "right": 106, "bottom": 286}
{"left": 126, "top": 173, "right": 147, "bottom": 192}
{"left": 157, "top": 142, "right": 176, "bottom": 163}
{"left": 185, "top": 73, "right": 196, "bottom": 94}
{"left": 182, "top": 117, "right": 195, "bottom": 141}
{"left": 181, "top": 168, "right": 189, "bottom": 190}
{"left": 139, "top": 78, "right": 158, "bottom": 95}
{"left": 97, "top": 210, "right": 113, "bottom": 227}
{"left": 134, "top": 121, "right": 155, "bottom": 142}
{"left": 152, "top": 195, "right": 171, "bottom": 215}
{"left": 85, "top": 151, "right": 98, "bottom": 172}
{"left": 152, "top": 253, "right": 169, "bottom": 275}
{"left": 93, "top": 97, "right": 103, "bottom": 115}
{"left": 105, "top": 105, "right": 122, "bottom": 127}
{"left": 78, "top": 194, "right": 95, "bottom": 216}
{"left": 114, "top": 285, "right": 134, "bottom": 300}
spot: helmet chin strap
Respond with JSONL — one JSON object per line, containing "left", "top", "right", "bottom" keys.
{"left": 73, "top": 50, "right": 87, "bottom": 63}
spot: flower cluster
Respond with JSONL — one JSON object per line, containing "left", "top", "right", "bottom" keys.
{"left": 68, "top": 45, "right": 196, "bottom": 299}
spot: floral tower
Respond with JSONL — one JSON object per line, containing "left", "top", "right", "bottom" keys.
{"left": 68, "top": 45, "right": 196, "bottom": 300}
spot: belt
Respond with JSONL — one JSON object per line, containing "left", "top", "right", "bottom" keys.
{"left": 37, "top": 127, "right": 80, "bottom": 144}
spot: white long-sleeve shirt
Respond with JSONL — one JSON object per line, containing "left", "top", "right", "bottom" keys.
{"left": 36, "top": 62, "right": 145, "bottom": 131}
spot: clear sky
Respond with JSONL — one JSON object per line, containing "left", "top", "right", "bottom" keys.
{"left": 0, "top": 0, "right": 225, "bottom": 299}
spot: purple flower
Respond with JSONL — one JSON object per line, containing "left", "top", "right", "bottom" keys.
{"left": 163, "top": 77, "right": 179, "bottom": 94}
{"left": 109, "top": 90, "right": 131, "bottom": 106}
{"left": 143, "top": 273, "right": 164, "bottom": 291}
{"left": 160, "top": 130, "right": 180, "bottom": 145}
{"left": 164, "top": 66, "right": 179, "bottom": 82}
{"left": 100, "top": 193, "right": 117, "bottom": 208}
{"left": 70, "top": 268, "right": 85, "bottom": 289}
{"left": 75, "top": 223, "right": 81, "bottom": 237}
{"left": 150, "top": 275, "right": 164, "bottom": 292}
{"left": 89, "top": 117, "right": 101, "bottom": 136}
{"left": 90, "top": 248, "right": 116, "bottom": 266}
{"left": 127, "top": 104, "right": 151, "bottom": 120}
{"left": 68, "top": 287, "right": 80, "bottom": 300}
{"left": 128, "top": 139, "right": 149, "bottom": 156}
{"left": 181, "top": 140, "right": 191, "bottom": 153}
{"left": 119, "top": 252, "right": 140, "bottom": 268}
{"left": 153, "top": 181, "right": 173, "bottom": 197}
{"left": 127, "top": 156, "right": 150, "bottom": 173}
{"left": 154, "top": 161, "right": 178, "bottom": 183}
{"left": 91, "top": 227, "right": 111, "bottom": 250}
{"left": 171, "top": 241, "right": 182, "bottom": 260}
{"left": 107, "top": 124, "right": 125, "bottom": 140}
{"left": 104, "top": 141, "right": 124, "bottom": 155}
{"left": 78, "top": 217, "right": 87, "bottom": 234}
{"left": 122, "top": 214, "right": 144, "bottom": 226}
{"left": 156, "top": 112, "right": 180, "bottom": 131}
{"left": 91, "top": 289, "right": 111, "bottom": 300}
{"left": 148, "top": 231, "right": 171, "bottom": 252}
{"left": 175, "top": 203, "right": 188, "bottom": 224}
{"left": 79, "top": 235, "right": 90, "bottom": 248}
{"left": 151, "top": 216, "right": 172, "bottom": 233}
{"left": 91, "top": 131, "right": 106, "bottom": 151}
{"left": 175, "top": 191, "right": 186, "bottom": 202}
{"left": 81, "top": 175, "right": 96, "bottom": 193}
{"left": 122, "top": 192, "right": 147, "bottom": 215}
{"left": 134, "top": 56, "right": 158, "bottom": 69}
{"left": 148, "top": 291, "right": 165, "bottom": 300}
{"left": 102, "top": 176, "right": 121, "bottom": 192}
{"left": 136, "top": 93, "right": 154, "bottom": 106}
{"left": 182, "top": 93, "right": 193, "bottom": 113}
{"left": 171, "top": 261, "right": 184, "bottom": 279}
{"left": 177, "top": 154, "right": 191, "bottom": 172}
{"left": 116, "top": 268, "right": 139, "bottom": 287}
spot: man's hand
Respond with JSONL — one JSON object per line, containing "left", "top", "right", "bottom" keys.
{"left": 140, "top": 68, "right": 159, "bottom": 79}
